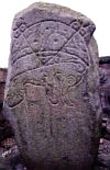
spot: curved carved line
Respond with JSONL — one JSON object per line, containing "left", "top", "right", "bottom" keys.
{"left": 7, "top": 96, "right": 24, "bottom": 108}
{"left": 13, "top": 20, "right": 90, "bottom": 66}
{"left": 13, "top": 19, "right": 75, "bottom": 35}
{"left": 10, "top": 62, "right": 87, "bottom": 83}
{"left": 11, "top": 50, "right": 58, "bottom": 65}
{"left": 11, "top": 51, "right": 33, "bottom": 65}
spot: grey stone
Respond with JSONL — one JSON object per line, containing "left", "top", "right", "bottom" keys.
{"left": 4, "top": 2, "right": 102, "bottom": 170}
{"left": 99, "top": 56, "right": 110, "bottom": 117}
{"left": 97, "top": 139, "right": 110, "bottom": 168}
{"left": 99, "top": 56, "right": 110, "bottom": 140}
{"left": 0, "top": 68, "right": 13, "bottom": 141}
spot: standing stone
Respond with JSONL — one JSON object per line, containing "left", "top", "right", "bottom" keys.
{"left": 4, "top": 3, "right": 102, "bottom": 170}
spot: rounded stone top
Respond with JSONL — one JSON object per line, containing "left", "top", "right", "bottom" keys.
{"left": 13, "top": 2, "right": 95, "bottom": 28}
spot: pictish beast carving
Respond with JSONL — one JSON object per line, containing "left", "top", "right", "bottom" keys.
{"left": 4, "top": 3, "right": 102, "bottom": 170}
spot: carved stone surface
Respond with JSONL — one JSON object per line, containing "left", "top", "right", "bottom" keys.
{"left": 4, "top": 3, "right": 101, "bottom": 170}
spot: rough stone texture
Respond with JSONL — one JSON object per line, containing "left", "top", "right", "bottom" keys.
{"left": 0, "top": 68, "right": 13, "bottom": 141}
{"left": 97, "top": 139, "right": 110, "bottom": 169}
{"left": 0, "top": 68, "right": 7, "bottom": 105}
{"left": 99, "top": 57, "right": 110, "bottom": 140}
{"left": 99, "top": 57, "right": 110, "bottom": 119}
{"left": 4, "top": 3, "right": 101, "bottom": 170}
{"left": 97, "top": 56, "right": 110, "bottom": 169}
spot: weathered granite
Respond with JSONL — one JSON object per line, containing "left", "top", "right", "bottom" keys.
{"left": 4, "top": 3, "right": 102, "bottom": 170}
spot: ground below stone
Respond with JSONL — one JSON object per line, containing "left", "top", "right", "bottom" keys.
{"left": 0, "top": 137, "right": 110, "bottom": 170}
